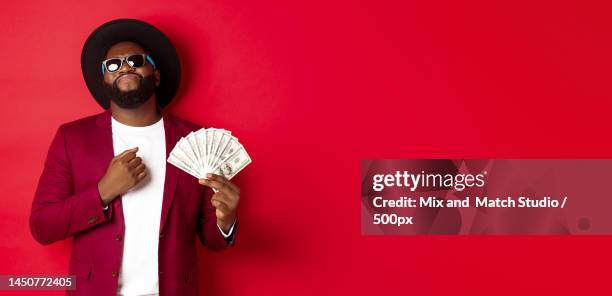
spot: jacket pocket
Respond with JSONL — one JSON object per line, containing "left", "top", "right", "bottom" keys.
{"left": 184, "top": 260, "right": 198, "bottom": 284}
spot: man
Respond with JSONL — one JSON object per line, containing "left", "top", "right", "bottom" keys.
{"left": 29, "top": 19, "right": 241, "bottom": 296}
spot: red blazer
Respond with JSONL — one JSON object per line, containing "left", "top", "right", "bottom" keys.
{"left": 29, "top": 108, "right": 237, "bottom": 296}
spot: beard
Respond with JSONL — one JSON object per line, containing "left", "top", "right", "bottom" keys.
{"left": 102, "top": 73, "right": 156, "bottom": 109}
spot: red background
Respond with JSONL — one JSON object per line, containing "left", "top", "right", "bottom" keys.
{"left": 1, "top": 0, "right": 611, "bottom": 295}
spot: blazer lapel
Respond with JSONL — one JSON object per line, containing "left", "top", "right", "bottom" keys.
{"left": 94, "top": 108, "right": 180, "bottom": 235}
{"left": 159, "top": 111, "right": 180, "bottom": 234}
{"left": 95, "top": 108, "right": 125, "bottom": 233}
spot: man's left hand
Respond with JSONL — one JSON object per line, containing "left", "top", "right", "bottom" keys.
{"left": 198, "top": 173, "right": 240, "bottom": 232}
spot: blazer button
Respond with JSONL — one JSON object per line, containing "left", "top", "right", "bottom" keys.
{"left": 115, "top": 234, "right": 123, "bottom": 241}
{"left": 112, "top": 271, "right": 118, "bottom": 277}
{"left": 159, "top": 233, "right": 165, "bottom": 238}
{"left": 87, "top": 216, "right": 98, "bottom": 224}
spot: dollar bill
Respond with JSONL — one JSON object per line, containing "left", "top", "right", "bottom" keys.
{"left": 167, "top": 127, "right": 251, "bottom": 184}
{"left": 214, "top": 146, "right": 252, "bottom": 180}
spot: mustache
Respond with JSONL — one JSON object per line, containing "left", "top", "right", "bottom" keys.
{"left": 102, "top": 74, "right": 156, "bottom": 109}
{"left": 114, "top": 73, "right": 143, "bottom": 84}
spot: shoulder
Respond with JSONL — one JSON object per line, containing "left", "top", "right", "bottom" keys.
{"left": 57, "top": 111, "right": 104, "bottom": 135}
{"left": 164, "top": 113, "right": 204, "bottom": 134}
{"left": 53, "top": 110, "right": 206, "bottom": 136}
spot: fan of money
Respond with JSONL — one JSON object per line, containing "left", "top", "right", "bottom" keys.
{"left": 167, "top": 128, "right": 251, "bottom": 181}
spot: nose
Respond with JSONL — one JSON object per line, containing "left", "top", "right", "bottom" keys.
{"left": 118, "top": 58, "right": 134, "bottom": 73}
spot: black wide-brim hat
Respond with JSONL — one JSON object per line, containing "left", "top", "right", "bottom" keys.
{"left": 81, "top": 18, "right": 181, "bottom": 110}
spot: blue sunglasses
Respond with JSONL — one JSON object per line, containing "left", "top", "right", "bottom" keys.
{"left": 101, "top": 54, "right": 156, "bottom": 75}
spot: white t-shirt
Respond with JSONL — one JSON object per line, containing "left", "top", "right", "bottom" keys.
{"left": 110, "top": 115, "right": 235, "bottom": 296}
{"left": 112, "top": 115, "right": 166, "bottom": 296}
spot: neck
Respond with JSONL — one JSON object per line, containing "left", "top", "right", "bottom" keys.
{"left": 110, "top": 95, "right": 162, "bottom": 127}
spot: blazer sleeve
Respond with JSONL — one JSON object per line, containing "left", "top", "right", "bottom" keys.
{"left": 196, "top": 187, "right": 238, "bottom": 251}
{"left": 29, "top": 125, "right": 113, "bottom": 245}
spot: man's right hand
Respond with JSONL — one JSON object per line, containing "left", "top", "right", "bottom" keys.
{"left": 97, "top": 147, "right": 147, "bottom": 206}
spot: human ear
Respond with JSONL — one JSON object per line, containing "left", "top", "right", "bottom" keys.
{"left": 154, "top": 69, "right": 160, "bottom": 87}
